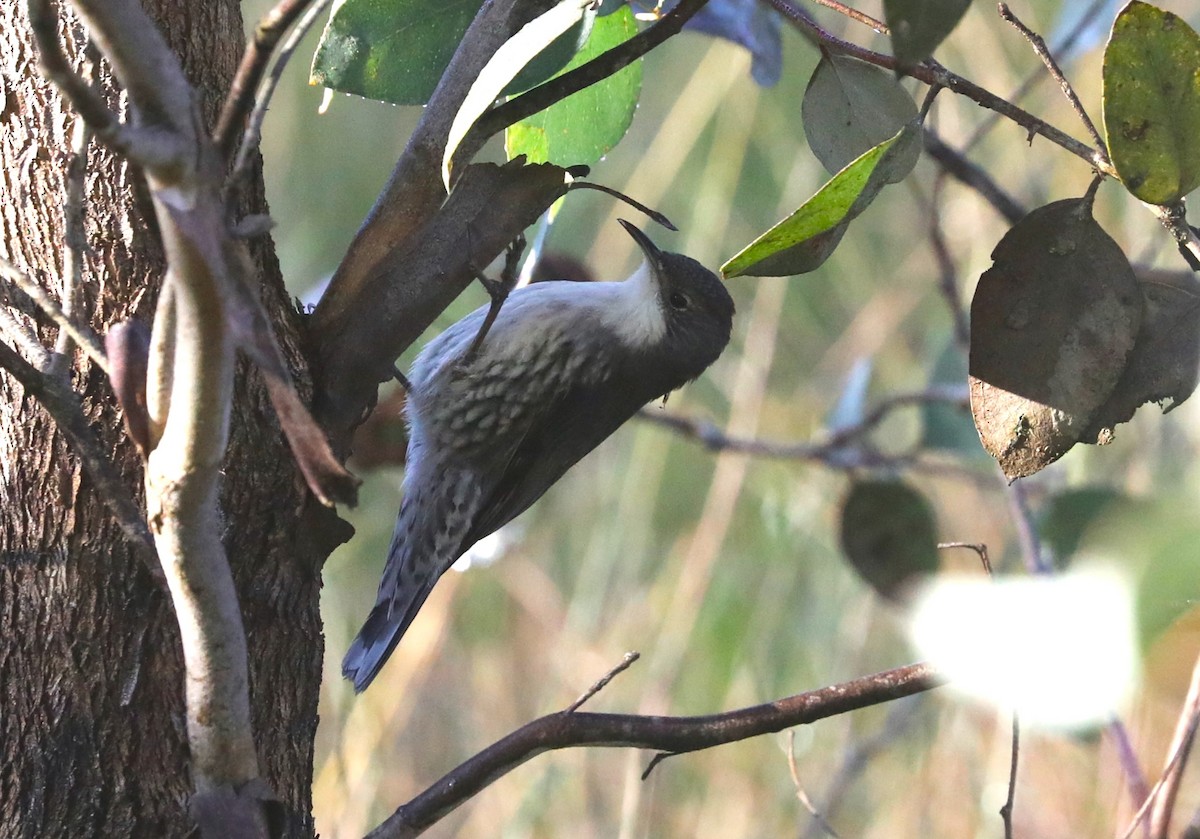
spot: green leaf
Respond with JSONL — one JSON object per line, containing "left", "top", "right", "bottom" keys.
{"left": 1102, "top": 1, "right": 1200, "bottom": 204}
{"left": 1039, "top": 487, "right": 1130, "bottom": 568}
{"left": 505, "top": 6, "right": 642, "bottom": 167}
{"left": 884, "top": 0, "right": 971, "bottom": 65}
{"left": 721, "top": 120, "right": 920, "bottom": 278}
{"left": 311, "top": 1, "right": 589, "bottom": 107}
{"left": 311, "top": 0, "right": 480, "bottom": 105}
{"left": 802, "top": 54, "right": 919, "bottom": 176}
{"left": 445, "top": 0, "right": 596, "bottom": 188}
{"left": 840, "top": 479, "right": 940, "bottom": 602}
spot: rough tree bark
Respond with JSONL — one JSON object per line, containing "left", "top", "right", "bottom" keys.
{"left": 0, "top": 2, "right": 340, "bottom": 835}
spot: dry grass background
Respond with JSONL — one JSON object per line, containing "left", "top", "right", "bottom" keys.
{"left": 244, "top": 1, "right": 1200, "bottom": 835}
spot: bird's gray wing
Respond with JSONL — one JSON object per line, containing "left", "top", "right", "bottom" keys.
{"left": 461, "top": 369, "right": 653, "bottom": 548}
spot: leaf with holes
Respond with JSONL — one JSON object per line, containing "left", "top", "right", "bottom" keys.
{"left": 969, "top": 198, "right": 1142, "bottom": 479}
{"left": 1102, "top": 1, "right": 1200, "bottom": 204}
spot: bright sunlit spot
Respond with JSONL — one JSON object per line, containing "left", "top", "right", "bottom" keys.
{"left": 909, "top": 566, "right": 1139, "bottom": 729}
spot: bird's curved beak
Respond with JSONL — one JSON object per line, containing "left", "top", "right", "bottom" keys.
{"left": 617, "top": 219, "right": 666, "bottom": 273}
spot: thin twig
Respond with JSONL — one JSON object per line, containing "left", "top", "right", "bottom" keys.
{"left": 52, "top": 87, "right": 94, "bottom": 378}
{"left": 999, "top": 713, "right": 1020, "bottom": 839}
{"left": 0, "top": 340, "right": 160, "bottom": 580}
{"left": 215, "top": 0, "right": 317, "bottom": 160}
{"left": 997, "top": 3, "right": 1107, "bottom": 158}
{"left": 926, "top": 181, "right": 971, "bottom": 348}
{"left": 640, "top": 386, "right": 968, "bottom": 461}
{"left": 923, "top": 130, "right": 1027, "bottom": 225}
{"left": 962, "top": 0, "right": 1115, "bottom": 155}
{"left": 0, "top": 307, "right": 52, "bottom": 369}
{"left": 763, "top": 0, "right": 1116, "bottom": 177}
{"left": 799, "top": 697, "right": 922, "bottom": 839}
{"left": 1108, "top": 717, "right": 1152, "bottom": 839}
{"left": 787, "top": 731, "right": 843, "bottom": 839}
{"left": 938, "top": 542, "right": 991, "bottom": 574}
{"left": 1122, "top": 708, "right": 1200, "bottom": 839}
{"left": 227, "top": 0, "right": 331, "bottom": 193}
{"left": 465, "top": 0, "right": 710, "bottom": 158}
{"left": 27, "top": 0, "right": 188, "bottom": 168}
{"left": 0, "top": 257, "right": 108, "bottom": 375}
{"left": 367, "top": 663, "right": 944, "bottom": 839}
{"left": 1149, "top": 650, "right": 1200, "bottom": 837}
{"left": 1003, "top": 474, "right": 1050, "bottom": 574}
{"left": 566, "top": 651, "right": 640, "bottom": 713}
{"left": 26, "top": 0, "right": 123, "bottom": 148}
{"left": 806, "top": 0, "right": 887, "bottom": 33}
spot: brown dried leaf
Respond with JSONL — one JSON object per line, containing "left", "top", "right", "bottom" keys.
{"left": 1084, "top": 268, "right": 1200, "bottom": 442}
{"left": 969, "top": 198, "right": 1141, "bottom": 479}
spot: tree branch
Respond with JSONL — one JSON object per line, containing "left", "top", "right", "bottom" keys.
{"left": 368, "top": 662, "right": 943, "bottom": 839}
{"left": 762, "top": 0, "right": 1116, "bottom": 177}
{"left": 214, "top": 0, "right": 317, "bottom": 160}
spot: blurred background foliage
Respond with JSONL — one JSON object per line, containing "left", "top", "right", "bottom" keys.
{"left": 245, "top": 0, "right": 1200, "bottom": 835}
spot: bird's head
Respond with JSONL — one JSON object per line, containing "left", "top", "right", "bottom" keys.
{"left": 618, "top": 219, "right": 735, "bottom": 378}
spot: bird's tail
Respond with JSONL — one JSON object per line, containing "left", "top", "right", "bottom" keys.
{"left": 342, "top": 469, "right": 480, "bottom": 693}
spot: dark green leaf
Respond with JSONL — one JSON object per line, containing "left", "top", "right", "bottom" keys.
{"left": 969, "top": 198, "right": 1142, "bottom": 479}
{"left": 311, "top": 0, "right": 480, "bottom": 106}
{"left": 802, "top": 54, "right": 919, "bottom": 175}
{"left": 505, "top": 7, "right": 642, "bottom": 167}
{"left": 840, "top": 479, "right": 939, "bottom": 601}
{"left": 311, "top": 1, "right": 589, "bottom": 107}
{"left": 884, "top": 0, "right": 971, "bottom": 66}
{"left": 1102, "top": 1, "right": 1200, "bottom": 204}
{"left": 721, "top": 120, "right": 920, "bottom": 277}
{"left": 1039, "top": 487, "right": 1130, "bottom": 568}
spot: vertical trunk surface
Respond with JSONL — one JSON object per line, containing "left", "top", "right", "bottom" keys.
{"left": 0, "top": 2, "right": 337, "bottom": 835}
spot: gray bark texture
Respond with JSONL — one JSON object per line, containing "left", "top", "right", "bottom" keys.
{"left": 0, "top": 2, "right": 340, "bottom": 835}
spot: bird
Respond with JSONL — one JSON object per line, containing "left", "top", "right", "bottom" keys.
{"left": 343, "top": 220, "right": 735, "bottom": 692}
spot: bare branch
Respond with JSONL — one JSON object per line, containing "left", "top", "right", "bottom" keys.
{"left": 215, "top": 0, "right": 318, "bottom": 160}
{"left": 0, "top": 305, "right": 52, "bottom": 370}
{"left": 762, "top": 0, "right": 1116, "bottom": 177}
{"left": 805, "top": 0, "right": 886, "bottom": 33}
{"left": 368, "top": 663, "right": 943, "bottom": 839}
{"left": 566, "top": 651, "right": 640, "bottom": 713}
{"left": 638, "top": 386, "right": 969, "bottom": 463}
{"left": 998, "top": 3, "right": 1107, "bottom": 157}
{"left": 227, "top": 0, "right": 332, "bottom": 194}
{"left": 0, "top": 256, "right": 108, "bottom": 375}
{"left": 923, "top": 130, "right": 1027, "bottom": 225}
{"left": 999, "top": 714, "right": 1020, "bottom": 839}
{"left": 1149, "top": 650, "right": 1200, "bottom": 837}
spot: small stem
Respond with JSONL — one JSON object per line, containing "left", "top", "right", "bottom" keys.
{"left": 215, "top": 0, "right": 318, "bottom": 160}
{"left": 999, "top": 714, "right": 1020, "bottom": 839}
{"left": 566, "top": 651, "right": 640, "bottom": 713}
{"left": 806, "top": 0, "right": 887, "bottom": 33}
{"left": 764, "top": 0, "right": 1116, "bottom": 177}
{"left": 998, "top": 3, "right": 1108, "bottom": 159}
{"left": 227, "top": 0, "right": 331, "bottom": 196}
{"left": 0, "top": 257, "right": 108, "bottom": 375}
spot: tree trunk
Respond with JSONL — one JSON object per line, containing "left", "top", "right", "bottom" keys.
{"left": 0, "top": 2, "right": 338, "bottom": 835}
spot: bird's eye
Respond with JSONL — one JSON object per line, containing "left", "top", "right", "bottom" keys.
{"left": 668, "top": 291, "right": 689, "bottom": 310}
